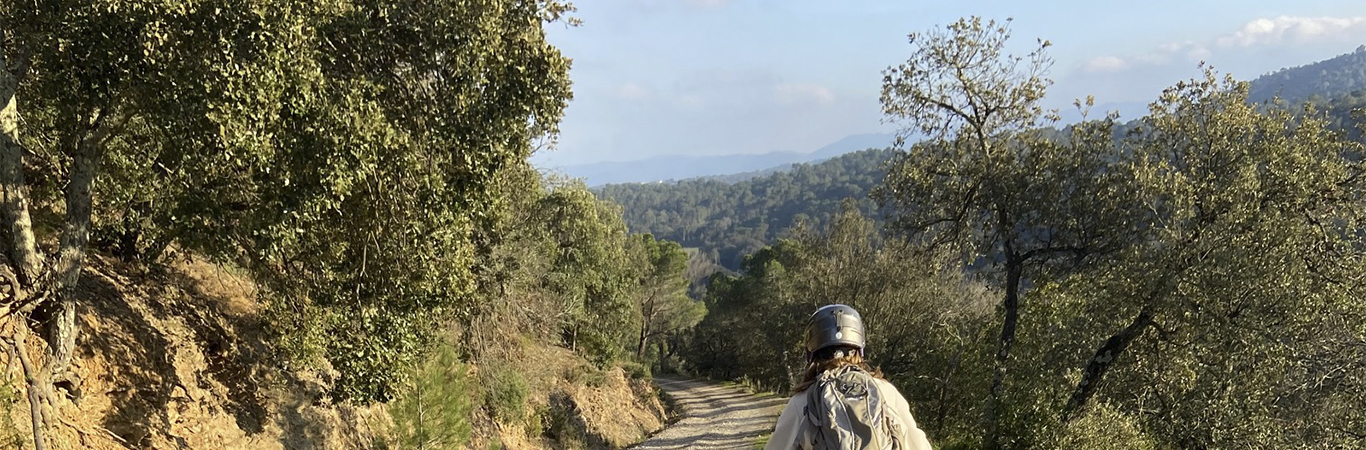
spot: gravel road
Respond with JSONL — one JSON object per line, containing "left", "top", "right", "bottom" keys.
{"left": 630, "top": 376, "right": 789, "bottom": 450}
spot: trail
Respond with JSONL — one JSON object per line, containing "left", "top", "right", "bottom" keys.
{"left": 630, "top": 376, "right": 788, "bottom": 450}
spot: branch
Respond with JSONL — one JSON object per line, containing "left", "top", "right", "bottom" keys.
{"left": 1061, "top": 308, "right": 1154, "bottom": 422}
{"left": 1020, "top": 245, "right": 1089, "bottom": 262}
{"left": 5, "top": 323, "right": 49, "bottom": 450}
{"left": 913, "top": 93, "right": 974, "bottom": 124}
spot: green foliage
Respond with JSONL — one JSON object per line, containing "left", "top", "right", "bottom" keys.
{"left": 532, "top": 179, "right": 638, "bottom": 365}
{"left": 1060, "top": 70, "right": 1366, "bottom": 449}
{"left": 392, "top": 345, "right": 474, "bottom": 450}
{"left": 0, "top": 379, "right": 24, "bottom": 449}
{"left": 618, "top": 360, "right": 652, "bottom": 380}
{"left": 483, "top": 367, "right": 529, "bottom": 424}
{"left": 682, "top": 24, "right": 1366, "bottom": 450}
{"left": 7, "top": 0, "right": 577, "bottom": 403}
{"left": 685, "top": 202, "right": 991, "bottom": 414}
{"left": 877, "top": 17, "right": 1136, "bottom": 449}
{"left": 600, "top": 148, "right": 895, "bottom": 271}
{"left": 629, "top": 234, "right": 706, "bottom": 362}
{"left": 1035, "top": 403, "right": 1156, "bottom": 450}
{"left": 462, "top": 165, "right": 705, "bottom": 400}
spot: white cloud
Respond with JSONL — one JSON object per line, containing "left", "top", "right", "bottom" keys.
{"left": 1216, "top": 16, "right": 1366, "bottom": 48}
{"left": 613, "top": 82, "right": 651, "bottom": 100}
{"left": 774, "top": 83, "right": 836, "bottom": 105}
{"left": 1079, "top": 16, "right": 1366, "bottom": 75}
{"left": 1083, "top": 56, "right": 1129, "bottom": 73}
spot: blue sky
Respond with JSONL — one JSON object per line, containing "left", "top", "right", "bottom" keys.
{"left": 532, "top": 1, "right": 1366, "bottom": 167}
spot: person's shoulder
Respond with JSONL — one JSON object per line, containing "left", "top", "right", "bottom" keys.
{"left": 871, "top": 377, "right": 908, "bottom": 399}
{"left": 781, "top": 390, "right": 808, "bottom": 410}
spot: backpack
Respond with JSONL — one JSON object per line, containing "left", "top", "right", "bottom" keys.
{"left": 798, "top": 366, "right": 898, "bottom": 450}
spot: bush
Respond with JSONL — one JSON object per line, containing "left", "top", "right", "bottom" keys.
{"left": 619, "top": 361, "right": 652, "bottom": 380}
{"left": 566, "top": 364, "right": 608, "bottom": 388}
{"left": 483, "top": 367, "right": 529, "bottom": 423}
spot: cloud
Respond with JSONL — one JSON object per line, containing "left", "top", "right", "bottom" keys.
{"left": 773, "top": 83, "right": 836, "bottom": 105}
{"left": 613, "top": 82, "right": 651, "bottom": 100}
{"left": 1083, "top": 56, "right": 1129, "bottom": 73}
{"left": 1079, "top": 16, "right": 1366, "bottom": 75}
{"left": 1083, "top": 41, "right": 1210, "bottom": 74}
{"left": 1216, "top": 16, "right": 1366, "bottom": 48}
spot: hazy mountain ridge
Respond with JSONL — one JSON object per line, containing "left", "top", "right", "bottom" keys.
{"left": 555, "top": 133, "right": 895, "bottom": 186}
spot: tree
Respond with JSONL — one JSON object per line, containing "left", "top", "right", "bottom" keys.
{"left": 392, "top": 344, "right": 474, "bottom": 450}
{"left": 1055, "top": 71, "right": 1366, "bottom": 448}
{"left": 534, "top": 180, "right": 637, "bottom": 365}
{"left": 877, "top": 17, "right": 1132, "bottom": 449}
{"left": 628, "top": 234, "right": 704, "bottom": 360}
{"left": 2, "top": 3, "right": 334, "bottom": 446}
{"left": 3, "top": 0, "right": 576, "bottom": 422}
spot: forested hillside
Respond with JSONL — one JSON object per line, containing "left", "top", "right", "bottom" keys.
{"left": 599, "top": 148, "right": 894, "bottom": 270}
{"left": 1249, "top": 44, "right": 1366, "bottom": 104}
{"left": 610, "top": 47, "right": 1366, "bottom": 279}
{"left": 681, "top": 18, "right": 1366, "bottom": 450}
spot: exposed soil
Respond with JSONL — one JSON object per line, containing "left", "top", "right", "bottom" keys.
{"left": 2, "top": 255, "right": 389, "bottom": 450}
{"left": 630, "top": 377, "right": 787, "bottom": 450}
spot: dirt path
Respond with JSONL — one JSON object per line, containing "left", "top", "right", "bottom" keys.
{"left": 630, "top": 376, "right": 789, "bottom": 450}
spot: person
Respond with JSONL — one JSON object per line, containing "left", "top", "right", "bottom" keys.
{"left": 764, "top": 304, "right": 933, "bottom": 450}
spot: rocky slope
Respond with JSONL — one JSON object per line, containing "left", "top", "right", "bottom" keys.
{"left": 1, "top": 254, "right": 668, "bottom": 449}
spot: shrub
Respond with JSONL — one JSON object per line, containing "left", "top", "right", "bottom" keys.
{"left": 0, "top": 380, "right": 23, "bottom": 449}
{"left": 619, "top": 361, "right": 651, "bottom": 380}
{"left": 483, "top": 367, "right": 529, "bottom": 423}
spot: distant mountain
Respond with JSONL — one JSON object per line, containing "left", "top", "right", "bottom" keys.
{"left": 1249, "top": 45, "right": 1366, "bottom": 104}
{"left": 553, "top": 133, "right": 895, "bottom": 186}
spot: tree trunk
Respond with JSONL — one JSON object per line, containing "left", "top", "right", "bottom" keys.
{"left": 48, "top": 126, "right": 103, "bottom": 374}
{"left": 636, "top": 318, "right": 649, "bottom": 360}
{"left": 0, "top": 50, "right": 41, "bottom": 287}
{"left": 983, "top": 257, "right": 1023, "bottom": 450}
{"left": 1061, "top": 308, "right": 1153, "bottom": 422}
{"left": 636, "top": 288, "right": 659, "bottom": 360}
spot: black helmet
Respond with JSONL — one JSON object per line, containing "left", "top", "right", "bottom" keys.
{"left": 805, "top": 304, "right": 866, "bottom": 356}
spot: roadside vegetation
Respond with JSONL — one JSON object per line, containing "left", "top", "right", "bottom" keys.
{"left": 680, "top": 18, "right": 1366, "bottom": 450}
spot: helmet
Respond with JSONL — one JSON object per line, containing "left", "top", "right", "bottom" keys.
{"left": 804, "top": 304, "right": 866, "bottom": 355}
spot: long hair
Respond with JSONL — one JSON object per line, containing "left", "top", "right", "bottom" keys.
{"left": 795, "top": 346, "right": 884, "bottom": 392}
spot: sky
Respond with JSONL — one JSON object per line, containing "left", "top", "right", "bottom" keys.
{"left": 531, "top": 0, "right": 1366, "bottom": 167}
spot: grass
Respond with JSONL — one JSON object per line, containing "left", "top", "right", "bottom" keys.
{"left": 753, "top": 433, "right": 772, "bottom": 449}
{"left": 718, "top": 376, "right": 783, "bottom": 398}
